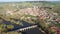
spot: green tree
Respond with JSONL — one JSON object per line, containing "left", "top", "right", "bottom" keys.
{"left": 7, "top": 25, "right": 14, "bottom": 30}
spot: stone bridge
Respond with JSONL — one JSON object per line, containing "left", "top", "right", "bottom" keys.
{"left": 15, "top": 25, "right": 38, "bottom": 32}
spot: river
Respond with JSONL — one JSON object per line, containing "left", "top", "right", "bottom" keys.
{"left": 1, "top": 18, "right": 42, "bottom": 34}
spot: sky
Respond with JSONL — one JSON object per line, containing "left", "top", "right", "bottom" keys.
{"left": 0, "top": 0, "right": 60, "bottom": 2}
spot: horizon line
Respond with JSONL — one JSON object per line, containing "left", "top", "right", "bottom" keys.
{"left": 0, "top": 1, "right": 60, "bottom": 2}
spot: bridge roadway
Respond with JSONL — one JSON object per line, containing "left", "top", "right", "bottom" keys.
{"left": 15, "top": 25, "right": 38, "bottom": 32}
